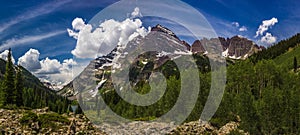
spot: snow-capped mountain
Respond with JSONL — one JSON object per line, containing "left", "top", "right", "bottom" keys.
{"left": 58, "top": 24, "right": 191, "bottom": 98}
{"left": 58, "top": 25, "right": 263, "bottom": 97}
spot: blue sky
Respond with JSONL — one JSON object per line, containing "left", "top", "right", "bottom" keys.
{"left": 0, "top": 0, "right": 299, "bottom": 85}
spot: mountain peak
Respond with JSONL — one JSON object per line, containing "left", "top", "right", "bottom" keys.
{"left": 151, "top": 24, "right": 179, "bottom": 40}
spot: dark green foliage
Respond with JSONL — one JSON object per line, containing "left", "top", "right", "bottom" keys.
{"left": 20, "top": 111, "right": 38, "bottom": 126}
{"left": 250, "top": 33, "right": 300, "bottom": 63}
{"left": 228, "top": 129, "right": 243, "bottom": 135}
{"left": 38, "top": 113, "right": 70, "bottom": 128}
{"left": 2, "top": 49, "right": 16, "bottom": 106}
{"left": 211, "top": 57, "right": 300, "bottom": 134}
{"left": 22, "top": 87, "right": 70, "bottom": 113}
{"left": 20, "top": 111, "right": 70, "bottom": 131}
{"left": 15, "top": 66, "right": 23, "bottom": 107}
{"left": 91, "top": 40, "right": 300, "bottom": 134}
{"left": 0, "top": 49, "right": 71, "bottom": 113}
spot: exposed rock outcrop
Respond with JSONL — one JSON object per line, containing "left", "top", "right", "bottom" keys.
{"left": 0, "top": 108, "right": 105, "bottom": 135}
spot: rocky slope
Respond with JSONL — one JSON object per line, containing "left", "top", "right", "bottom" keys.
{"left": 0, "top": 107, "right": 248, "bottom": 135}
{"left": 0, "top": 108, "right": 105, "bottom": 135}
{"left": 191, "top": 36, "right": 265, "bottom": 59}
{"left": 168, "top": 121, "right": 249, "bottom": 135}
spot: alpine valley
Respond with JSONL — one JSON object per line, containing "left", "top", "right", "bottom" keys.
{"left": 0, "top": 25, "right": 300, "bottom": 134}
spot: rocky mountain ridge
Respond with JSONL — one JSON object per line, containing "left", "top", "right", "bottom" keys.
{"left": 190, "top": 36, "right": 265, "bottom": 59}
{"left": 58, "top": 24, "right": 263, "bottom": 99}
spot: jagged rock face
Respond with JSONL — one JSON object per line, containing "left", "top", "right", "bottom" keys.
{"left": 190, "top": 36, "right": 264, "bottom": 59}
{"left": 181, "top": 40, "right": 191, "bottom": 51}
{"left": 227, "top": 36, "right": 255, "bottom": 57}
{"left": 218, "top": 37, "right": 230, "bottom": 50}
{"left": 151, "top": 24, "right": 180, "bottom": 40}
{"left": 191, "top": 40, "right": 206, "bottom": 54}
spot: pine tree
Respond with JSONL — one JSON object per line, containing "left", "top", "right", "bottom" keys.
{"left": 2, "top": 48, "right": 16, "bottom": 106}
{"left": 15, "top": 66, "right": 24, "bottom": 107}
{"left": 0, "top": 82, "right": 3, "bottom": 107}
{"left": 294, "top": 57, "right": 297, "bottom": 72}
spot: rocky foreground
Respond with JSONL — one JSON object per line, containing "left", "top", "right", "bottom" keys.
{"left": 0, "top": 108, "right": 248, "bottom": 135}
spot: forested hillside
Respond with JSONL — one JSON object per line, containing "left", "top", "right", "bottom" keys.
{"left": 88, "top": 34, "right": 300, "bottom": 134}
{"left": 210, "top": 34, "right": 300, "bottom": 134}
{"left": 0, "top": 50, "right": 71, "bottom": 114}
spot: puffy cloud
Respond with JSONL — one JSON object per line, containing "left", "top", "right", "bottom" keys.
{"left": 18, "top": 49, "right": 41, "bottom": 71}
{"left": 0, "top": 50, "right": 15, "bottom": 64}
{"left": 72, "top": 18, "right": 86, "bottom": 31}
{"left": 255, "top": 17, "right": 278, "bottom": 37}
{"left": 232, "top": 22, "right": 240, "bottom": 27}
{"left": 61, "top": 59, "right": 77, "bottom": 73}
{"left": 239, "top": 26, "right": 247, "bottom": 32}
{"left": 17, "top": 49, "right": 79, "bottom": 87}
{"left": 131, "top": 7, "right": 142, "bottom": 18}
{"left": 68, "top": 7, "right": 150, "bottom": 59}
{"left": 261, "top": 32, "right": 277, "bottom": 44}
{"left": 37, "top": 58, "right": 78, "bottom": 87}
{"left": 38, "top": 57, "right": 61, "bottom": 74}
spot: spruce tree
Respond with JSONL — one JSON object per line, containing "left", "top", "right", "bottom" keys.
{"left": 15, "top": 66, "right": 23, "bottom": 107}
{"left": 0, "top": 81, "right": 3, "bottom": 107}
{"left": 2, "top": 48, "right": 16, "bottom": 106}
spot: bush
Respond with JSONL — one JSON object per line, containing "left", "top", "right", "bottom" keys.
{"left": 20, "top": 111, "right": 70, "bottom": 131}
{"left": 209, "top": 118, "right": 226, "bottom": 129}
{"left": 3, "top": 104, "right": 18, "bottom": 110}
{"left": 38, "top": 113, "right": 70, "bottom": 129}
{"left": 20, "top": 111, "right": 38, "bottom": 125}
{"left": 228, "top": 129, "right": 243, "bottom": 135}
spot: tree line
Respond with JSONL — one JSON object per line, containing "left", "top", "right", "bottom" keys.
{"left": 0, "top": 49, "right": 70, "bottom": 114}
{"left": 85, "top": 34, "right": 300, "bottom": 134}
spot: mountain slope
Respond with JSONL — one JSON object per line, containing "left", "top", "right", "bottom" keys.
{"left": 274, "top": 44, "right": 300, "bottom": 69}
{"left": 191, "top": 36, "right": 264, "bottom": 59}
{"left": 250, "top": 33, "right": 300, "bottom": 62}
{"left": 0, "top": 58, "right": 50, "bottom": 91}
{"left": 59, "top": 25, "right": 263, "bottom": 97}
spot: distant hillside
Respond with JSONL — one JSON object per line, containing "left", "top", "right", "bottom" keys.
{"left": 0, "top": 58, "right": 70, "bottom": 114}
{"left": 0, "top": 58, "right": 50, "bottom": 91}
{"left": 274, "top": 44, "right": 300, "bottom": 69}
{"left": 250, "top": 33, "right": 300, "bottom": 62}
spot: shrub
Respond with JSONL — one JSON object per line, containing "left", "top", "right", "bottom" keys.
{"left": 20, "top": 111, "right": 38, "bottom": 125}
{"left": 38, "top": 113, "right": 70, "bottom": 129}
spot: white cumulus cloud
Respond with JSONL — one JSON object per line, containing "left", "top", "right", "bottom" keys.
{"left": 68, "top": 7, "right": 150, "bottom": 59}
{"left": 260, "top": 32, "right": 277, "bottom": 44}
{"left": 255, "top": 17, "right": 278, "bottom": 37}
{"left": 239, "top": 26, "right": 247, "bottom": 32}
{"left": 17, "top": 49, "right": 78, "bottom": 86}
{"left": 38, "top": 57, "right": 62, "bottom": 74}
{"left": 72, "top": 17, "right": 86, "bottom": 31}
{"left": 0, "top": 50, "right": 15, "bottom": 64}
{"left": 232, "top": 22, "right": 240, "bottom": 27}
{"left": 131, "top": 7, "right": 142, "bottom": 18}
{"left": 18, "top": 49, "right": 41, "bottom": 71}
